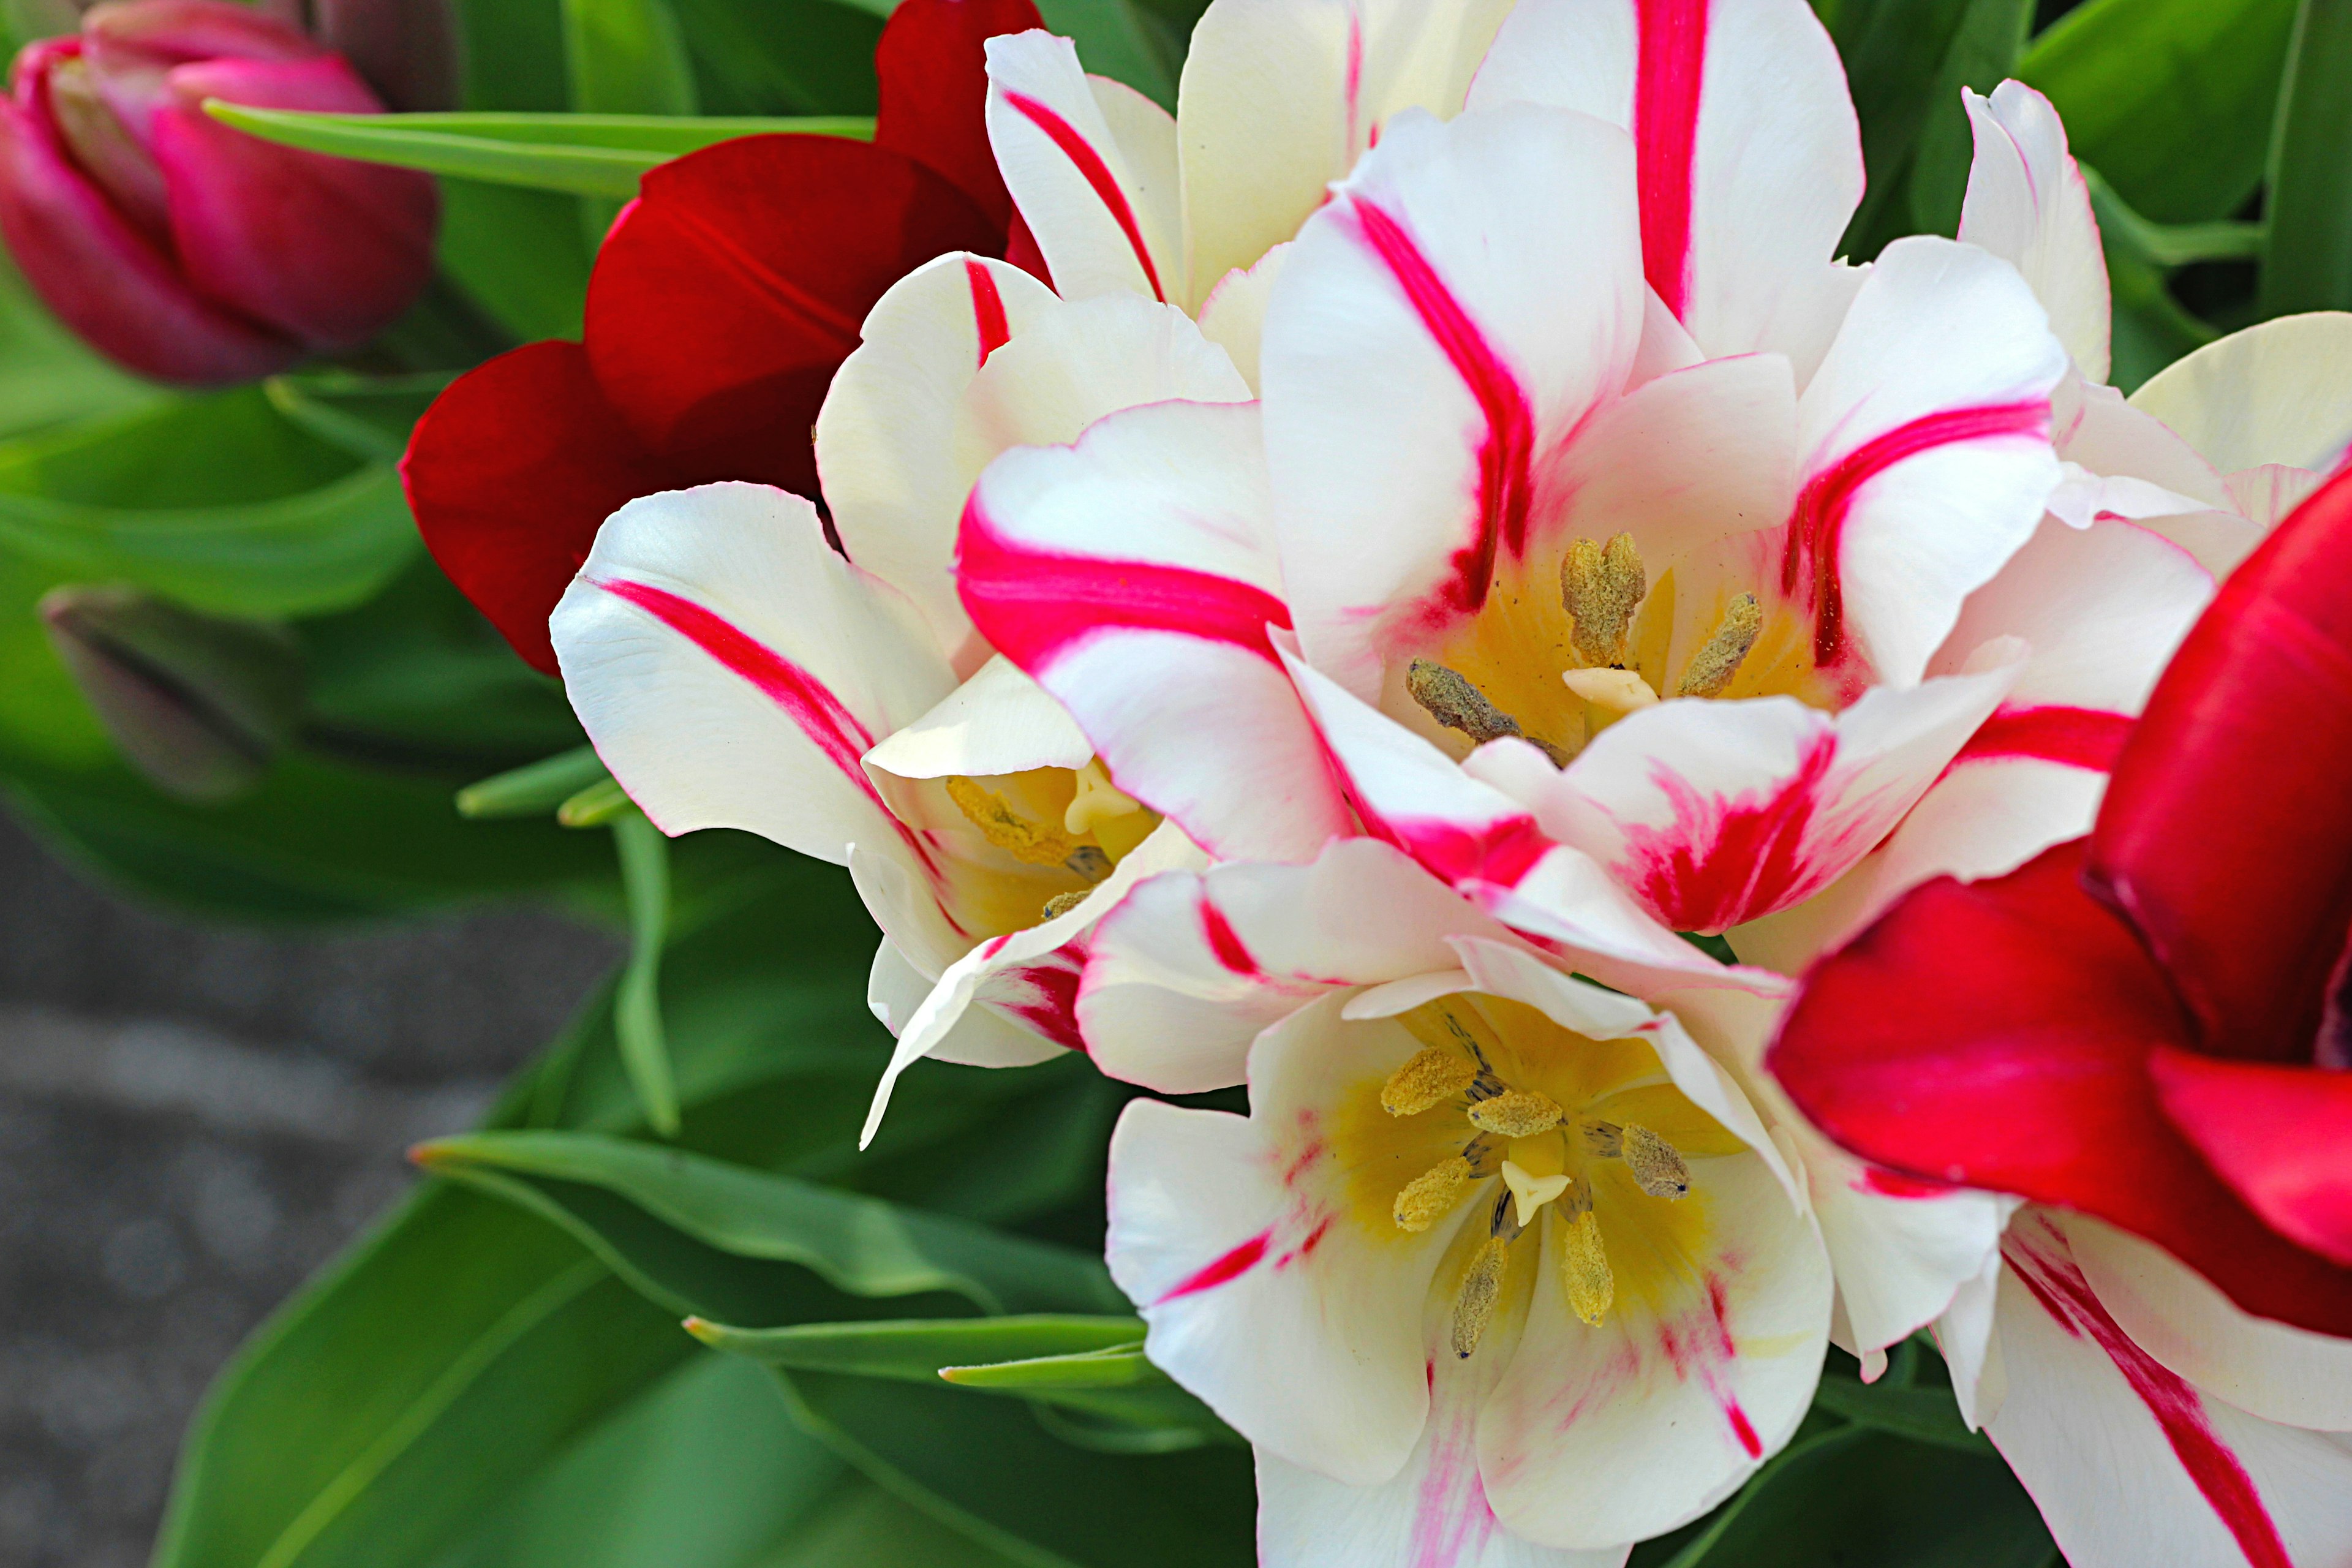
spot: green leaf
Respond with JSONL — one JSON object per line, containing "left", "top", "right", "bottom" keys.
{"left": 415, "top": 1129, "right": 1128, "bottom": 1324}
{"left": 668, "top": 0, "right": 884, "bottom": 116}
{"left": 560, "top": 775, "right": 638, "bottom": 826}
{"left": 612, "top": 810, "right": 681, "bottom": 1136}
{"left": 777, "top": 1369, "right": 1256, "bottom": 1567}
{"left": 1037, "top": 0, "right": 1180, "bottom": 107}
{"left": 0, "top": 257, "right": 161, "bottom": 441}
{"left": 206, "top": 104, "right": 873, "bottom": 198}
{"left": 458, "top": 745, "right": 609, "bottom": 818}
{"left": 1806, "top": 1373, "right": 1994, "bottom": 1455}
{"left": 2258, "top": 0, "right": 2352, "bottom": 315}
{"left": 2018, "top": 0, "right": 2300, "bottom": 224}
{"left": 688, "top": 1314, "right": 1150, "bottom": 1379}
{"left": 263, "top": 370, "right": 454, "bottom": 464}
{"left": 2086, "top": 168, "right": 2237, "bottom": 391}
{"left": 565, "top": 0, "right": 699, "bottom": 117}
{"left": 436, "top": 180, "right": 594, "bottom": 340}
{"left": 1902, "top": 0, "right": 2035, "bottom": 238}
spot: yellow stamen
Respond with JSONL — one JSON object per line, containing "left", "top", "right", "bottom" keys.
{"left": 1398, "top": 999, "right": 1510, "bottom": 1076}
{"left": 1064, "top": 759, "right": 1147, "bottom": 843}
{"left": 945, "top": 775, "right": 1088, "bottom": 870}
{"left": 1563, "top": 533, "right": 1646, "bottom": 666}
{"left": 1499, "top": 1158, "right": 1571, "bottom": 1228}
{"left": 1452, "top": 1237, "right": 1511, "bottom": 1359}
{"left": 1041, "top": 889, "right": 1090, "bottom": 921}
{"left": 1406, "top": 659, "right": 1567, "bottom": 766}
{"left": 1562, "top": 666, "right": 1660, "bottom": 714}
{"left": 1677, "top": 593, "right": 1763, "bottom": 698}
{"left": 1586, "top": 1119, "right": 1692, "bottom": 1199}
{"left": 1382, "top": 1045, "right": 1478, "bottom": 1116}
{"left": 1468, "top": 1088, "right": 1565, "bottom": 1139}
{"left": 1559, "top": 1202, "right": 1615, "bottom": 1327}
{"left": 1393, "top": 1156, "right": 1476, "bottom": 1232}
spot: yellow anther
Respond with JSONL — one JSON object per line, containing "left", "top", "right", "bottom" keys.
{"left": 1406, "top": 659, "right": 1567, "bottom": 765}
{"left": 1562, "top": 666, "right": 1660, "bottom": 714}
{"left": 1677, "top": 593, "right": 1764, "bottom": 698}
{"left": 1559, "top": 1203, "right": 1615, "bottom": 1327}
{"left": 1452, "top": 1237, "right": 1512, "bottom": 1359}
{"left": 1499, "top": 1158, "right": 1571, "bottom": 1228}
{"left": 945, "top": 775, "right": 1085, "bottom": 869}
{"left": 1393, "top": 1156, "right": 1476, "bottom": 1232}
{"left": 1468, "top": 1088, "right": 1565, "bottom": 1139}
{"left": 1064, "top": 845, "right": 1114, "bottom": 881}
{"left": 1563, "top": 532, "right": 1646, "bottom": 666}
{"left": 1621, "top": 1123, "right": 1692, "bottom": 1199}
{"left": 1064, "top": 759, "right": 1146, "bottom": 840}
{"left": 1382, "top": 1046, "right": 1478, "bottom": 1117}
{"left": 1041, "top": 889, "right": 1090, "bottom": 921}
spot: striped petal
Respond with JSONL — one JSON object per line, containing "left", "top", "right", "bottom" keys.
{"left": 958, "top": 398, "right": 1357, "bottom": 862}
{"left": 1466, "top": 0, "right": 1863, "bottom": 369}
{"left": 2128, "top": 312, "right": 2352, "bottom": 477}
{"left": 1957, "top": 81, "right": 2111, "bottom": 384}
{"left": 984, "top": 30, "right": 1180, "bottom": 303}
{"left": 1261, "top": 102, "right": 1645, "bottom": 699}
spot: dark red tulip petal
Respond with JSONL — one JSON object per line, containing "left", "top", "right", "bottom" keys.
{"left": 404, "top": 342, "right": 677, "bottom": 676}
{"left": 874, "top": 0, "right": 1042, "bottom": 230}
{"left": 582, "top": 133, "right": 998, "bottom": 496}
{"left": 1770, "top": 840, "right": 2352, "bottom": 1336}
{"left": 150, "top": 55, "right": 437, "bottom": 349}
{"left": 0, "top": 89, "right": 295, "bottom": 383}
{"left": 2149, "top": 1044, "right": 2352, "bottom": 1268}
{"left": 2087, "top": 465, "right": 2352, "bottom": 1065}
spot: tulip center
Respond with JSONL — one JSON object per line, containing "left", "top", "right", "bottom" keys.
{"left": 1401, "top": 530, "right": 1847, "bottom": 766}
{"left": 940, "top": 758, "right": 1157, "bottom": 924}
{"left": 1351, "top": 993, "right": 1739, "bottom": 1358}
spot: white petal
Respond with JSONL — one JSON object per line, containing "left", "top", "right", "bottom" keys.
{"left": 867, "top": 934, "right": 936, "bottom": 1035}
{"left": 1262, "top": 102, "right": 1644, "bottom": 699}
{"left": 863, "top": 654, "right": 1093, "bottom": 784}
{"left": 1466, "top": 0, "right": 1861, "bottom": 367}
{"left": 1195, "top": 241, "right": 1289, "bottom": 394}
{"left": 1958, "top": 81, "right": 2111, "bottom": 383}
{"left": 1792, "top": 236, "right": 2068, "bottom": 685}
{"left": 985, "top": 31, "right": 1182, "bottom": 303}
{"left": 2128, "top": 311, "right": 2352, "bottom": 475}
{"left": 1079, "top": 837, "right": 1521, "bottom": 1093}
{"left": 551, "top": 484, "right": 956, "bottom": 876}
{"left": 1936, "top": 1240, "right": 2009, "bottom": 1430}
{"left": 1989, "top": 1213, "right": 2352, "bottom": 1568}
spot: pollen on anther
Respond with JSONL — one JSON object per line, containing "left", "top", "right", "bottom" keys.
{"left": 1393, "top": 1156, "right": 1475, "bottom": 1232}
{"left": 1621, "top": 1124, "right": 1692, "bottom": 1199}
{"left": 1452, "top": 1237, "right": 1511, "bottom": 1358}
{"left": 1559, "top": 1205, "right": 1615, "bottom": 1327}
{"left": 1041, "top": 889, "right": 1090, "bottom": 921}
{"left": 1467, "top": 1088, "right": 1564, "bottom": 1139}
{"left": 1676, "top": 593, "right": 1763, "bottom": 699}
{"left": 1406, "top": 659, "right": 1567, "bottom": 766}
{"left": 1564, "top": 532, "right": 1646, "bottom": 666}
{"left": 1382, "top": 1046, "right": 1477, "bottom": 1116}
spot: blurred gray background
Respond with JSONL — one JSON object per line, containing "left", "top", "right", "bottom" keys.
{"left": 0, "top": 811, "right": 622, "bottom": 1568}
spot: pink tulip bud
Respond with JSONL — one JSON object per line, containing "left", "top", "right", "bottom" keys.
{"left": 0, "top": 0, "right": 439, "bottom": 385}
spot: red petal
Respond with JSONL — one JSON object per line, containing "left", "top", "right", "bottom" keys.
{"left": 1770, "top": 840, "right": 2352, "bottom": 1336}
{"left": 874, "top": 0, "right": 1041, "bottom": 230}
{"left": 2149, "top": 1045, "right": 2352, "bottom": 1268}
{"left": 582, "top": 134, "right": 998, "bottom": 497}
{"left": 403, "top": 342, "right": 677, "bottom": 676}
{"left": 2087, "top": 464, "right": 2352, "bottom": 1063}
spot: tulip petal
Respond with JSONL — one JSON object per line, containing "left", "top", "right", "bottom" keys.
{"left": 862, "top": 652, "right": 1091, "bottom": 784}
{"left": 983, "top": 30, "right": 1180, "bottom": 304}
{"left": 1786, "top": 236, "right": 2067, "bottom": 685}
{"left": 874, "top": 0, "right": 1042, "bottom": 230}
{"left": 2128, "top": 312, "right": 2352, "bottom": 476}
{"left": 2148, "top": 1047, "right": 2352, "bottom": 1268}
{"left": 1178, "top": 0, "right": 1512, "bottom": 304}
{"left": 550, "top": 482, "right": 957, "bottom": 875}
{"left": 2087, "top": 466, "right": 2352, "bottom": 1066}
{"left": 1988, "top": 1213, "right": 2352, "bottom": 1568}
{"left": 1768, "top": 839, "right": 2352, "bottom": 1338}
{"left": 958, "top": 397, "right": 1357, "bottom": 862}
{"left": 585, "top": 134, "right": 998, "bottom": 494}
{"left": 1466, "top": 0, "right": 1860, "bottom": 371}
{"left": 1261, "top": 102, "right": 1643, "bottom": 698}
{"left": 1957, "top": 81, "right": 2111, "bottom": 384}
{"left": 1079, "top": 837, "right": 1528, "bottom": 1093}
{"left": 404, "top": 341, "right": 676, "bottom": 675}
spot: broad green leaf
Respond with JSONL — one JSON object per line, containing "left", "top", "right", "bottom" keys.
{"left": 435, "top": 180, "right": 594, "bottom": 339}
{"left": 2258, "top": 0, "right": 2352, "bottom": 315}
{"left": 668, "top": 0, "right": 884, "bottom": 116}
{"left": 750, "top": 1484, "right": 1031, "bottom": 1568}
{"left": 565, "top": 0, "right": 699, "bottom": 118}
{"left": 1038, "top": 0, "right": 1180, "bottom": 107}
{"left": 2018, "top": 0, "right": 2299, "bottom": 224}
{"left": 0, "top": 257, "right": 160, "bottom": 441}
{"left": 458, "top": 745, "right": 609, "bottom": 818}
{"left": 689, "top": 1314, "right": 1149, "bottom": 1379}
{"left": 264, "top": 371, "right": 454, "bottom": 464}
{"left": 207, "top": 104, "right": 872, "bottom": 199}
{"left": 415, "top": 1129, "right": 1128, "bottom": 1322}
{"left": 1902, "top": 0, "right": 2035, "bottom": 238}
{"left": 2086, "top": 169, "right": 2242, "bottom": 391}
{"left": 612, "top": 810, "right": 682, "bottom": 1136}
{"left": 777, "top": 1368, "right": 1256, "bottom": 1567}
{"left": 1806, "top": 1373, "right": 1994, "bottom": 1455}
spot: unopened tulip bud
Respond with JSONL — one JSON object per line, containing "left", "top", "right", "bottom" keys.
{"left": 40, "top": 584, "right": 304, "bottom": 802}
{"left": 0, "top": 0, "right": 438, "bottom": 385}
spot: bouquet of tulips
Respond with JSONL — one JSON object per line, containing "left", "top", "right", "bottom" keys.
{"left": 2, "top": 0, "right": 2346, "bottom": 1563}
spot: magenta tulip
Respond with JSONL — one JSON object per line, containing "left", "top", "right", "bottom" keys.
{"left": 0, "top": 0, "right": 438, "bottom": 385}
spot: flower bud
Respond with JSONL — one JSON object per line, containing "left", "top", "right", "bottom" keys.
{"left": 40, "top": 584, "right": 304, "bottom": 801}
{"left": 0, "top": 0, "right": 438, "bottom": 385}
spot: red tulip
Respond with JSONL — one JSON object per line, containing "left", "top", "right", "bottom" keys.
{"left": 402, "top": 0, "right": 1045, "bottom": 676}
{"left": 1770, "top": 462, "right": 2352, "bottom": 1338}
{"left": 0, "top": 0, "right": 438, "bottom": 385}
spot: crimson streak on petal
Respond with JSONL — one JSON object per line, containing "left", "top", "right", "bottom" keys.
{"left": 1633, "top": 0, "right": 1708, "bottom": 322}
{"left": 1000, "top": 89, "right": 1167, "bottom": 301}
{"left": 1949, "top": 704, "right": 2132, "bottom": 773}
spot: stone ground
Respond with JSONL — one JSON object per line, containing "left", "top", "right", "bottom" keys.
{"left": 0, "top": 812, "right": 620, "bottom": 1568}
